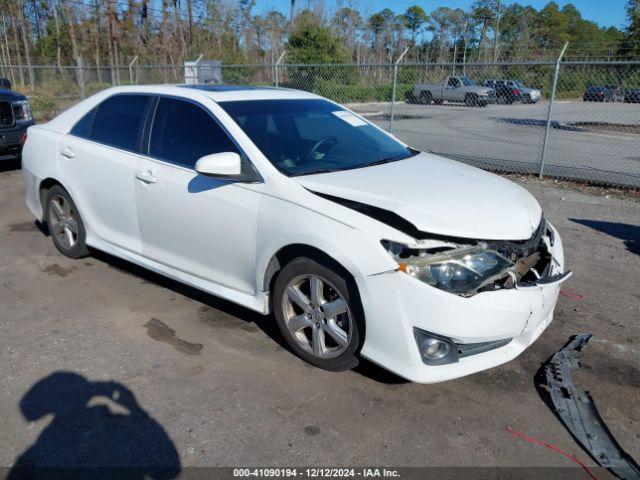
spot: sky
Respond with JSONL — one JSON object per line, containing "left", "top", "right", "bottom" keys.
{"left": 255, "top": 0, "right": 628, "bottom": 30}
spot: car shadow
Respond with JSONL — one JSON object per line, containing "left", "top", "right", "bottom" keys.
{"left": 569, "top": 218, "right": 640, "bottom": 256}
{"left": 89, "top": 249, "right": 289, "bottom": 351}
{"left": 353, "top": 360, "right": 409, "bottom": 385}
{"left": 88, "top": 249, "right": 406, "bottom": 384}
{"left": 7, "top": 371, "right": 181, "bottom": 480}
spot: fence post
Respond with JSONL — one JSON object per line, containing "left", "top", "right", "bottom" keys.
{"left": 76, "top": 57, "right": 86, "bottom": 99}
{"left": 389, "top": 47, "right": 409, "bottom": 134}
{"left": 274, "top": 51, "right": 286, "bottom": 87}
{"left": 539, "top": 42, "right": 568, "bottom": 178}
{"left": 194, "top": 53, "right": 203, "bottom": 84}
{"left": 128, "top": 55, "right": 138, "bottom": 85}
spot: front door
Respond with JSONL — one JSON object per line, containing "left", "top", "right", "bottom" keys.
{"left": 134, "top": 96, "right": 263, "bottom": 293}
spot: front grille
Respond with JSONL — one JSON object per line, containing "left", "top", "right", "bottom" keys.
{"left": 0, "top": 101, "right": 14, "bottom": 128}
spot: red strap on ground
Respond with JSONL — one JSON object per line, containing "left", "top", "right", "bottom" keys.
{"left": 506, "top": 426, "right": 598, "bottom": 480}
{"left": 560, "top": 290, "right": 584, "bottom": 301}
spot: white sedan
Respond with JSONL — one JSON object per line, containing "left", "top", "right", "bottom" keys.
{"left": 22, "top": 85, "right": 570, "bottom": 383}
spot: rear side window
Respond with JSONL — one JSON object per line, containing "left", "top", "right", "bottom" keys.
{"left": 149, "top": 97, "right": 238, "bottom": 169}
{"left": 70, "top": 107, "right": 96, "bottom": 139}
{"left": 90, "top": 94, "right": 151, "bottom": 152}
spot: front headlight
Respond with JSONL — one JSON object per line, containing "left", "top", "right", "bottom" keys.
{"left": 383, "top": 242, "right": 514, "bottom": 295}
{"left": 12, "top": 100, "right": 33, "bottom": 122}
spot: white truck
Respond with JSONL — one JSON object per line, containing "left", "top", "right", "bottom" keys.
{"left": 408, "top": 76, "right": 495, "bottom": 107}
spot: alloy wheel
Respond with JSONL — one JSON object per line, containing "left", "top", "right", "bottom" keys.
{"left": 282, "top": 274, "right": 352, "bottom": 359}
{"left": 48, "top": 194, "right": 79, "bottom": 250}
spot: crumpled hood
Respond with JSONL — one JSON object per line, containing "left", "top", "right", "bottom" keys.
{"left": 295, "top": 152, "right": 542, "bottom": 240}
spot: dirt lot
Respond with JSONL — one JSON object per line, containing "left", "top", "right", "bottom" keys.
{"left": 0, "top": 161, "right": 638, "bottom": 476}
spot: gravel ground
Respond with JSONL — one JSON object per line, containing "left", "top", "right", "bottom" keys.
{"left": 0, "top": 161, "right": 638, "bottom": 477}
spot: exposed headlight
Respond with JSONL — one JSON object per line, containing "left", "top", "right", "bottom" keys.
{"left": 12, "top": 100, "right": 33, "bottom": 122}
{"left": 383, "top": 242, "right": 514, "bottom": 295}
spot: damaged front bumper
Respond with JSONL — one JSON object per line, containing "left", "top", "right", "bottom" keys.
{"left": 357, "top": 222, "right": 568, "bottom": 383}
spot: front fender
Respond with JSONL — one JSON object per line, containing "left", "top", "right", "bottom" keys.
{"left": 254, "top": 195, "right": 398, "bottom": 293}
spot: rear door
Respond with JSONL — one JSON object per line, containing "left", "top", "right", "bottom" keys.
{"left": 134, "top": 96, "right": 264, "bottom": 293}
{"left": 59, "top": 94, "right": 152, "bottom": 253}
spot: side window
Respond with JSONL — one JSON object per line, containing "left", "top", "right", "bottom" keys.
{"left": 149, "top": 97, "right": 238, "bottom": 169}
{"left": 90, "top": 94, "right": 151, "bottom": 152}
{"left": 70, "top": 107, "right": 97, "bottom": 139}
{"left": 448, "top": 77, "right": 460, "bottom": 87}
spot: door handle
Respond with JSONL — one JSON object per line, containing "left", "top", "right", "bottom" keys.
{"left": 135, "top": 170, "right": 157, "bottom": 184}
{"left": 60, "top": 147, "right": 75, "bottom": 159}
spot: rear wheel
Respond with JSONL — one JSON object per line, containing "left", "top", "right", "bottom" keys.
{"left": 404, "top": 90, "right": 417, "bottom": 104}
{"left": 45, "top": 185, "right": 89, "bottom": 259}
{"left": 273, "top": 257, "right": 362, "bottom": 371}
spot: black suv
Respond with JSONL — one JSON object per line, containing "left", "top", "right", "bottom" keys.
{"left": 1, "top": 78, "right": 35, "bottom": 161}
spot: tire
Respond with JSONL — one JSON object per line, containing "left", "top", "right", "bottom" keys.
{"left": 465, "top": 93, "right": 478, "bottom": 107}
{"left": 273, "top": 257, "right": 363, "bottom": 372}
{"left": 45, "top": 185, "right": 90, "bottom": 259}
{"left": 419, "top": 91, "right": 432, "bottom": 105}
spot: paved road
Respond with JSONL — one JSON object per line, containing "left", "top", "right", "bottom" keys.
{"left": 353, "top": 101, "right": 640, "bottom": 187}
{"left": 0, "top": 165, "right": 639, "bottom": 475}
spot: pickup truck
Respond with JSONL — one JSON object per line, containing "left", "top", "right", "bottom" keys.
{"left": 408, "top": 76, "right": 495, "bottom": 107}
{"left": 0, "top": 78, "right": 35, "bottom": 162}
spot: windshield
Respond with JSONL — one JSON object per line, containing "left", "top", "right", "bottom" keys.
{"left": 219, "top": 99, "right": 417, "bottom": 176}
{"left": 459, "top": 76, "right": 476, "bottom": 86}
{"left": 511, "top": 80, "right": 525, "bottom": 88}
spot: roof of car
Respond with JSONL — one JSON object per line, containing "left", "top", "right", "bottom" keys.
{"left": 40, "top": 84, "right": 321, "bottom": 133}
{"left": 179, "top": 84, "right": 279, "bottom": 92}
{"left": 99, "top": 84, "right": 319, "bottom": 102}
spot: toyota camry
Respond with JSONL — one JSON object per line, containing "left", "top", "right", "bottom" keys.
{"left": 22, "top": 85, "right": 570, "bottom": 382}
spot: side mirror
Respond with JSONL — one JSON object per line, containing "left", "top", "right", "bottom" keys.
{"left": 195, "top": 152, "right": 241, "bottom": 177}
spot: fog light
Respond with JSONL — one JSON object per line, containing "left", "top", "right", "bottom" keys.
{"left": 413, "top": 328, "right": 459, "bottom": 366}
{"left": 423, "top": 339, "right": 449, "bottom": 360}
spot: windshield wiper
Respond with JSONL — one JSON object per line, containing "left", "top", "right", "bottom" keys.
{"left": 290, "top": 168, "right": 337, "bottom": 177}
{"left": 361, "top": 155, "right": 408, "bottom": 168}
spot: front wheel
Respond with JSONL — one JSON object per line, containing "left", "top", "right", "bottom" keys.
{"left": 465, "top": 93, "right": 478, "bottom": 107}
{"left": 45, "top": 185, "right": 89, "bottom": 259}
{"left": 273, "top": 257, "right": 362, "bottom": 371}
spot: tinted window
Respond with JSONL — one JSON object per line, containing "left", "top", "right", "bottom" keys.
{"left": 70, "top": 107, "right": 96, "bottom": 139}
{"left": 150, "top": 97, "right": 238, "bottom": 168}
{"left": 90, "top": 94, "right": 151, "bottom": 152}
{"left": 447, "top": 77, "right": 459, "bottom": 87}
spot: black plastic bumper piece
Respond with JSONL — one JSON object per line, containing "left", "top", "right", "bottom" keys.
{"left": 544, "top": 334, "right": 640, "bottom": 480}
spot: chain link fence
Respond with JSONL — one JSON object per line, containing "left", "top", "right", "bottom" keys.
{"left": 1, "top": 60, "right": 638, "bottom": 187}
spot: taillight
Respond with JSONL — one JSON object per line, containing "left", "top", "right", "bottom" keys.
{"left": 20, "top": 132, "right": 27, "bottom": 144}
{"left": 512, "top": 89, "right": 521, "bottom": 95}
